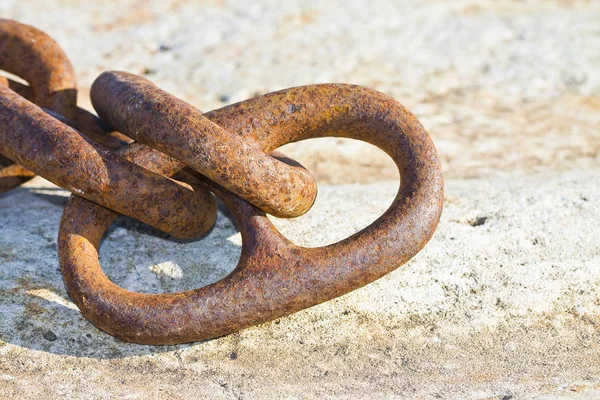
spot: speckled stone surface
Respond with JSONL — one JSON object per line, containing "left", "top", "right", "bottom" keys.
{"left": 1, "top": 170, "right": 599, "bottom": 399}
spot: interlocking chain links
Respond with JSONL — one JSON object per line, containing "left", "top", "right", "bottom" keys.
{"left": 0, "top": 76, "right": 130, "bottom": 191}
{"left": 92, "top": 71, "right": 318, "bottom": 218}
{"left": 0, "top": 19, "right": 77, "bottom": 191}
{"left": 0, "top": 19, "right": 131, "bottom": 192}
{"left": 1, "top": 18, "right": 443, "bottom": 345}
{"left": 0, "top": 75, "right": 133, "bottom": 151}
{"left": 58, "top": 83, "right": 444, "bottom": 345}
{"left": 0, "top": 20, "right": 218, "bottom": 238}
{"left": 0, "top": 80, "right": 221, "bottom": 239}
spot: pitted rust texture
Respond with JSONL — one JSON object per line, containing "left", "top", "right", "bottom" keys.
{"left": 58, "top": 83, "right": 444, "bottom": 345}
{"left": 0, "top": 20, "right": 213, "bottom": 237}
{"left": 0, "top": 93, "right": 131, "bottom": 192}
{"left": 0, "top": 75, "right": 133, "bottom": 151}
{"left": 0, "top": 86, "right": 216, "bottom": 239}
{"left": 91, "top": 71, "right": 318, "bottom": 218}
{"left": 0, "top": 77, "right": 36, "bottom": 191}
{"left": 0, "top": 19, "right": 77, "bottom": 192}
{"left": 0, "top": 19, "right": 76, "bottom": 116}
{"left": 1, "top": 18, "right": 443, "bottom": 345}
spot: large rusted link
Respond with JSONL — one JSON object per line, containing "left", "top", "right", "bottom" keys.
{"left": 92, "top": 71, "right": 318, "bottom": 218}
{"left": 0, "top": 87, "right": 216, "bottom": 238}
{"left": 58, "top": 84, "right": 443, "bottom": 345}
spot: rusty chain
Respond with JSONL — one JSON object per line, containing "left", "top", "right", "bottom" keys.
{"left": 0, "top": 19, "right": 444, "bottom": 345}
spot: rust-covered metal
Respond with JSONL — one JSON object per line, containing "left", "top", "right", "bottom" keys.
{"left": 0, "top": 19, "right": 77, "bottom": 191}
{"left": 0, "top": 86, "right": 216, "bottom": 238}
{"left": 0, "top": 20, "right": 218, "bottom": 238}
{"left": 91, "top": 71, "right": 318, "bottom": 218}
{"left": 0, "top": 19, "right": 76, "bottom": 116}
{"left": 1, "top": 18, "right": 443, "bottom": 346}
{"left": 58, "top": 83, "right": 444, "bottom": 345}
{"left": 0, "top": 75, "right": 133, "bottom": 151}
{"left": 0, "top": 154, "right": 35, "bottom": 192}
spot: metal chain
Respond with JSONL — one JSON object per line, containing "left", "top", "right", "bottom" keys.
{"left": 0, "top": 19, "right": 444, "bottom": 345}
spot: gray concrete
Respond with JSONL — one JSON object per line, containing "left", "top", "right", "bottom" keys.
{"left": 1, "top": 171, "right": 599, "bottom": 399}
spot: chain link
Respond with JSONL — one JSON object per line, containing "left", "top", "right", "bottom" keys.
{"left": 0, "top": 19, "right": 443, "bottom": 344}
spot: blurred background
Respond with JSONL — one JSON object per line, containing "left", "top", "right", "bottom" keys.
{"left": 2, "top": 0, "right": 598, "bottom": 183}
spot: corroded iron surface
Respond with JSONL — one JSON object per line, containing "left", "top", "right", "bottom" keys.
{"left": 2, "top": 18, "right": 443, "bottom": 345}
{"left": 91, "top": 71, "right": 318, "bottom": 218}
{"left": 0, "top": 19, "right": 77, "bottom": 190}
{"left": 0, "top": 87, "right": 215, "bottom": 238}
{"left": 0, "top": 19, "right": 76, "bottom": 115}
{"left": 58, "top": 84, "right": 444, "bottom": 345}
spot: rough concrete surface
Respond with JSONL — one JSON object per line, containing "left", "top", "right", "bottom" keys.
{"left": 1, "top": 171, "right": 599, "bottom": 399}
{"left": 0, "top": 0, "right": 599, "bottom": 399}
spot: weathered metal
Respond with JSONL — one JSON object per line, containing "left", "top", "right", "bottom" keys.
{"left": 0, "top": 154, "right": 35, "bottom": 192}
{"left": 58, "top": 83, "right": 444, "bottom": 345}
{"left": 91, "top": 71, "right": 318, "bottom": 218}
{"left": 0, "top": 74, "right": 133, "bottom": 151}
{"left": 0, "top": 19, "right": 77, "bottom": 191}
{"left": 0, "top": 20, "right": 139, "bottom": 193}
{"left": 0, "top": 19, "right": 76, "bottom": 116}
{"left": 1, "top": 18, "right": 443, "bottom": 345}
{"left": 0, "top": 87, "right": 216, "bottom": 238}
